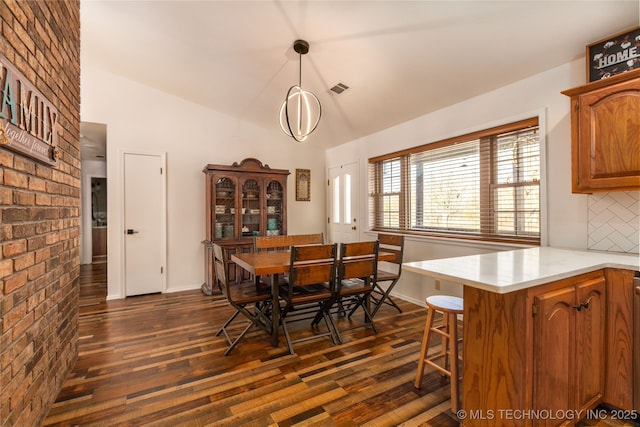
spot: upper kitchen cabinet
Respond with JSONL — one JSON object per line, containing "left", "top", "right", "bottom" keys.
{"left": 562, "top": 69, "right": 640, "bottom": 193}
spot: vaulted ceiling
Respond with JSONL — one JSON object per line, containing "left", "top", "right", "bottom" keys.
{"left": 80, "top": 0, "right": 639, "bottom": 152}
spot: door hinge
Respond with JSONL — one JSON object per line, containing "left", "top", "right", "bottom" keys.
{"left": 532, "top": 303, "right": 538, "bottom": 316}
{"left": 160, "top": 168, "right": 163, "bottom": 174}
{"left": 328, "top": 217, "right": 330, "bottom": 224}
{"left": 161, "top": 266, "right": 164, "bottom": 274}
{"left": 327, "top": 179, "right": 330, "bottom": 186}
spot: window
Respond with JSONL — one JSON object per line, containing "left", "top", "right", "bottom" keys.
{"left": 369, "top": 118, "right": 541, "bottom": 244}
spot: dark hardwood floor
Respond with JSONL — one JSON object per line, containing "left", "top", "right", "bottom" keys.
{"left": 44, "top": 263, "right": 459, "bottom": 426}
{"left": 43, "top": 264, "right": 637, "bottom": 427}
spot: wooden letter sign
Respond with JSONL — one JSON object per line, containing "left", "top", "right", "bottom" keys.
{"left": 0, "top": 54, "right": 59, "bottom": 165}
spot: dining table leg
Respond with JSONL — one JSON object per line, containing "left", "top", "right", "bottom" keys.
{"left": 271, "top": 273, "right": 280, "bottom": 347}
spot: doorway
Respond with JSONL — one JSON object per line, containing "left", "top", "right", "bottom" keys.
{"left": 122, "top": 151, "right": 166, "bottom": 296}
{"left": 80, "top": 122, "right": 107, "bottom": 266}
{"left": 328, "top": 162, "right": 359, "bottom": 244}
{"left": 91, "top": 177, "right": 107, "bottom": 263}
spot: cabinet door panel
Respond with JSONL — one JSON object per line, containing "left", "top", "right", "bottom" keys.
{"left": 575, "top": 276, "right": 606, "bottom": 410}
{"left": 581, "top": 86, "right": 640, "bottom": 179}
{"left": 533, "top": 286, "right": 575, "bottom": 425}
{"left": 563, "top": 70, "right": 640, "bottom": 192}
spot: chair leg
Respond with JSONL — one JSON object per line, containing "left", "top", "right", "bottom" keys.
{"left": 219, "top": 302, "right": 272, "bottom": 356}
{"left": 216, "top": 310, "right": 240, "bottom": 337}
{"left": 370, "top": 280, "right": 403, "bottom": 318}
{"left": 224, "top": 321, "right": 254, "bottom": 356}
{"left": 361, "top": 295, "right": 377, "bottom": 333}
{"left": 343, "top": 295, "right": 377, "bottom": 334}
{"left": 280, "top": 316, "right": 295, "bottom": 355}
{"left": 321, "top": 309, "right": 341, "bottom": 345}
{"left": 415, "top": 307, "right": 435, "bottom": 389}
{"left": 449, "top": 313, "right": 460, "bottom": 413}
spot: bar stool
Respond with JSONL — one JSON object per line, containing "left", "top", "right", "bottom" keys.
{"left": 414, "top": 295, "right": 463, "bottom": 412}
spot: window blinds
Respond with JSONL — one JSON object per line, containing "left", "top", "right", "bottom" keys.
{"left": 369, "top": 118, "right": 540, "bottom": 244}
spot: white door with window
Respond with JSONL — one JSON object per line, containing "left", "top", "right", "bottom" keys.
{"left": 123, "top": 152, "right": 166, "bottom": 296}
{"left": 328, "top": 162, "right": 359, "bottom": 244}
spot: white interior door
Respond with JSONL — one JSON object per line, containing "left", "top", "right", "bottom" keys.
{"left": 123, "top": 152, "right": 166, "bottom": 296}
{"left": 328, "top": 162, "right": 359, "bottom": 244}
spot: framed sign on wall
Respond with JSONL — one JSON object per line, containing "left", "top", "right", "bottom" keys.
{"left": 587, "top": 26, "right": 640, "bottom": 82}
{"left": 296, "top": 169, "right": 310, "bottom": 201}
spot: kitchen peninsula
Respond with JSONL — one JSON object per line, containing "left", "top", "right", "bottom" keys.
{"left": 404, "top": 247, "right": 639, "bottom": 427}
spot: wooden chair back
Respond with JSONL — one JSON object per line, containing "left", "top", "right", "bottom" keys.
{"left": 254, "top": 233, "right": 324, "bottom": 252}
{"left": 338, "top": 241, "right": 379, "bottom": 289}
{"left": 213, "top": 243, "right": 230, "bottom": 299}
{"left": 288, "top": 243, "right": 337, "bottom": 289}
{"left": 377, "top": 233, "right": 404, "bottom": 266}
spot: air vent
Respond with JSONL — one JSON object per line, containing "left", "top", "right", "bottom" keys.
{"left": 330, "top": 82, "right": 349, "bottom": 95}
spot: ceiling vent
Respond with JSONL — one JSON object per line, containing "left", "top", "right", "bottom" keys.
{"left": 330, "top": 82, "right": 349, "bottom": 95}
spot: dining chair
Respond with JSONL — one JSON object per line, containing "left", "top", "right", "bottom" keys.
{"left": 253, "top": 233, "right": 324, "bottom": 286}
{"left": 331, "top": 241, "right": 379, "bottom": 342}
{"left": 213, "top": 244, "right": 273, "bottom": 356}
{"left": 369, "top": 233, "right": 405, "bottom": 317}
{"left": 279, "top": 243, "right": 339, "bottom": 355}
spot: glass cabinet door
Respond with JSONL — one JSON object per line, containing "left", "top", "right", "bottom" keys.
{"left": 215, "top": 177, "right": 235, "bottom": 239}
{"left": 266, "top": 180, "right": 284, "bottom": 236}
{"left": 241, "top": 179, "right": 261, "bottom": 237}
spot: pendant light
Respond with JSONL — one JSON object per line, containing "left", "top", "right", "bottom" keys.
{"left": 279, "top": 40, "right": 321, "bottom": 142}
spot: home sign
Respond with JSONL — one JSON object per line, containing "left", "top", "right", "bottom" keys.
{"left": 587, "top": 26, "right": 640, "bottom": 82}
{"left": 0, "top": 53, "right": 59, "bottom": 165}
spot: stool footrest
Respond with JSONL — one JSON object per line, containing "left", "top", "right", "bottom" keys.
{"left": 429, "top": 325, "right": 450, "bottom": 338}
{"left": 425, "top": 359, "right": 452, "bottom": 377}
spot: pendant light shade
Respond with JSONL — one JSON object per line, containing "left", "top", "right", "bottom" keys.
{"left": 279, "top": 40, "right": 321, "bottom": 142}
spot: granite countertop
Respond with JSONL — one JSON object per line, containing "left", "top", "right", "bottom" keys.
{"left": 403, "top": 247, "right": 640, "bottom": 294}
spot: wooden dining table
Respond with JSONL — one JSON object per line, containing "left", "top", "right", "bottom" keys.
{"left": 231, "top": 249, "right": 395, "bottom": 348}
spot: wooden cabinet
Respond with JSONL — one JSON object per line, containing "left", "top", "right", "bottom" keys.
{"left": 463, "top": 269, "right": 633, "bottom": 427}
{"left": 91, "top": 227, "right": 107, "bottom": 262}
{"left": 532, "top": 274, "right": 605, "bottom": 425}
{"left": 562, "top": 69, "right": 640, "bottom": 193}
{"left": 603, "top": 269, "right": 635, "bottom": 410}
{"left": 201, "top": 158, "right": 290, "bottom": 295}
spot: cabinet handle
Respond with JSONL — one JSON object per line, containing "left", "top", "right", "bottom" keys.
{"left": 573, "top": 302, "right": 590, "bottom": 312}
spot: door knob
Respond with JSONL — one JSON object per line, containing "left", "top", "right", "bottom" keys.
{"left": 126, "top": 229, "right": 139, "bottom": 235}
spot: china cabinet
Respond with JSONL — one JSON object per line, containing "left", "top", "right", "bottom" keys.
{"left": 562, "top": 69, "right": 640, "bottom": 193}
{"left": 202, "top": 158, "right": 289, "bottom": 295}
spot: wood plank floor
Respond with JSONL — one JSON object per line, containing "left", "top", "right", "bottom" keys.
{"left": 43, "top": 263, "right": 460, "bottom": 426}
{"left": 43, "top": 264, "right": 638, "bottom": 427}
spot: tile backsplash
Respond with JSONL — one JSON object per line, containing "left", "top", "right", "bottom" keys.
{"left": 588, "top": 191, "right": 639, "bottom": 254}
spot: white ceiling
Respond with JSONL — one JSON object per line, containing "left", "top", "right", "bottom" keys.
{"left": 79, "top": 0, "right": 639, "bottom": 156}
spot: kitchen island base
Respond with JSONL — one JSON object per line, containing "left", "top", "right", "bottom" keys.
{"left": 462, "top": 268, "right": 635, "bottom": 427}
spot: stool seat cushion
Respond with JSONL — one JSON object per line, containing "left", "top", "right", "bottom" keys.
{"left": 425, "top": 295, "right": 463, "bottom": 313}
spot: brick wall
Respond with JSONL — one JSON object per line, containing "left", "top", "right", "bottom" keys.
{"left": 0, "top": 1, "right": 80, "bottom": 426}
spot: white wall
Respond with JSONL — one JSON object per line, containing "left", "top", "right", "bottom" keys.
{"left": 327, "top": 58, "right": 596, "bottom": 305}
{"left": 81, "top": 64, "right": 327, "bottom": 299}
{"left": 80, "top": 159, "right": 106, "bottom": 265}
